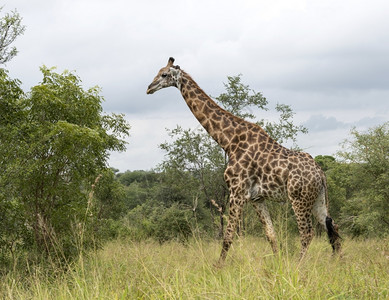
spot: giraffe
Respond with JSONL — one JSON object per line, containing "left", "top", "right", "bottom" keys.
{"left": 147, "top": 57, "right": 341, "bottom": 265}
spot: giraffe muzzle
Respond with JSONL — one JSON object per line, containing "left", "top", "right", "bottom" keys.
{"left": 146, "top": 84, "right": 155, "bottom": 94}
{"left": 147, "top": 80, "right": 161, "bottom": 94}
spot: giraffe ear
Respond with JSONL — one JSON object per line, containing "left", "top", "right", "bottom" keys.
{"left": 167, "top": 57, "right": 175, "bottom": 67}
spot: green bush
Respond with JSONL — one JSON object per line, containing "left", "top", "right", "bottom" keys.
{"left": 124, "top": 203, "right": 193, "bottom": 243}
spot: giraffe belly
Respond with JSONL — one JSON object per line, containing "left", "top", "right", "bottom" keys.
{"left": 250, "top": 182, "right": 288, "bottom": 202}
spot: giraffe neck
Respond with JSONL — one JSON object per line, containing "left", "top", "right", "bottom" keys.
{"left": 178, "top": 71, "right": 271, "bottom": 154}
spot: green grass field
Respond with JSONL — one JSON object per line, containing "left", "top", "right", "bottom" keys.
{"left": 1, "top": 236, "right": 388, "bottom": 299}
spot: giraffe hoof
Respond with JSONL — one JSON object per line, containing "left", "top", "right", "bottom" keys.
{"left": 213, "top": 260, "right": 225, "bottom": 269}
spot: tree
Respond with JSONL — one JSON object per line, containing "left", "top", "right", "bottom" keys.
{"left": 215, "top": 74, "right": 268, "bottom": 119}
{"left": 160, "top": 126, "right": 227, "bottom": 237}
{"left": 0, "top": 67, "right": 130, "bottom": 263}
{"left": 315, "top": 155, "right": 336, "bottom": 172}
{"left": 337, "top": 122, "right": 389, "bottom": 237}
{"left": 0, "top": 69, "right": 27, "bottom": 267}
{"left": 117, "top": 170, "right": 162, "bottom": 210}
{"left": 216, "top": 75, "right": 308, "bottom": 145}
{"left": 0, "top": 8, "right": 25, "bottom": 64}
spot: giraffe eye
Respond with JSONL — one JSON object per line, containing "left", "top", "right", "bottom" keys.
{"left": 161, "top": 73, "right": 167, "bottom": 78}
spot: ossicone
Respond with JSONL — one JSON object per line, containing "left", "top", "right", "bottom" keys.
{"left": 167, "top": 57, "right": 175, "bottom": 66}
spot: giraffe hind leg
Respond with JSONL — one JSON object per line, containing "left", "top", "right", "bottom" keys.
{"left": 290, "top": 197, "right": 314, "bottom": 260}
{"left": 251, "top": 201, "right": 278, "bottom": 253}
{"left": 296, "top": 212, "right": 314, "bottom": 260}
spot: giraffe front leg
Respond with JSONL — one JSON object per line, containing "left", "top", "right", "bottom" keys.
{"left": 216, "top": 197, "right": 243, "bottom": 267}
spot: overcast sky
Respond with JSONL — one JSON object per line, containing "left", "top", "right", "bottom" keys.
{"left": 4, "top": 0, "right": 389, "bottom": 171}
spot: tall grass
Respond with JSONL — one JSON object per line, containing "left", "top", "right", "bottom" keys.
{"left": 1, "top": 235, "right": 388, "bottom": 299}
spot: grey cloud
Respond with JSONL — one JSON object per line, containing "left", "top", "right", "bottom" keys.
{"left": 4, "top": 0, "right": 389, "bottom": 171}
{"left": 355, "top": 116, "right": 388, "bottom": 129}
{"left": 303, "top": 115, "right": 348, "bottom": 133}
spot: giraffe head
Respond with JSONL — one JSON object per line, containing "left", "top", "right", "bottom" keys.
{"left": 146, "top": 57, "right": 182, "bottom": 94}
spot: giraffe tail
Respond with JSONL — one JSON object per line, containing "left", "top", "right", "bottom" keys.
{"left": 325, "top": 216, "right": 341, "bottom": 254}
{"left": 320, "top": 172, "right": 341, "bottom": 254}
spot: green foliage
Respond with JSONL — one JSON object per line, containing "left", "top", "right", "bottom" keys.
{"left": 0, "top": 69, "right": 29, "bottom": 269}
{"left": 124, "top": 202, "right": 193, "bottom": 243}
{"left": 216, "top": 75, "right": 308, "bottom": 145}
{"left": 94, "top": 169, "right": 127, "bottom": 221}
{"left": 117, "top": 170, "right": 163, "bottom": 210}
{"left": 160, "top": 126, "right": 227, "bottom": 207}
{"left": 125, "top": 181, "right": 153, "bottom": 210}
{"left": 0, "top": 67, "right": 130, "bottom": 268}
{"left": 114, "top": 169, "right": 204, "bottom": 243}
{"left": 0, "top": 8, "right": 25, "bottom": 64}
{"left": 117, "top": 170, "right": 160, "bottom": 187}
{"left": 160, "top": 126, "right": 226, "bottom": 174}
{"left": 315, "top": 155, "right": 336, "bottom": 171}
{"left": 159, "top": 126, "right": 228, "bottom": 237}
{"left": 336, "top": 122, "right": 389, "bottom": 237}
{"left": 153, "top": 204, "right": 192, "bottom": 243}
{"left": 259, "top": 103, "right": 308, "bottom": 145}
{"left": 315, "top": 123, "right": 389, "bottom": 238}
{"left": 216, "top": 74, "right": 268, "bottom": 119}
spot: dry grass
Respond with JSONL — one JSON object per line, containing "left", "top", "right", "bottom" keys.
{"left": 1, "top": 236, "right": 388, "bottom": 299}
